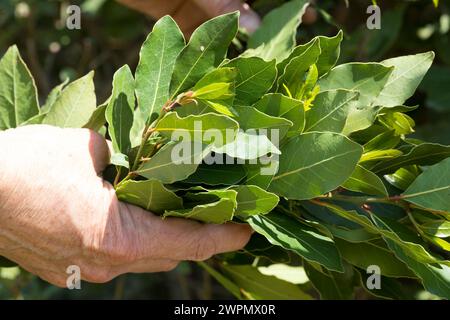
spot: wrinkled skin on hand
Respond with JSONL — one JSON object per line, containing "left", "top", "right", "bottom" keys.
{"left": 0, "top": 125, "right": 252, "bottom": 287}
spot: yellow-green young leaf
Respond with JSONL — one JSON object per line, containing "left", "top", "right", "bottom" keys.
{"left": 363, "top": 130, "right": 401, "bottom": 152}
{"left": 378, "top": 111, "right": 415, "bottom": 135}
{"left": 0, "top": 45, "right": 39, "bottom": 129}
{"left": 372, "top": 143, "right": 450, "bottom": 174}
{"left": 132, "top": 15, "right": 185, "bottom": 146}
{"left": 252, "top": 93, "right": 305, "bottom": 135}
{"left": 203, "top": 101, "right": 235, "bottom": 117}
{"left": 170, "top": 12, "right": 238, "bottom": 97}
{"left": 433, "top": 0, "right": 439, "bottom": 7}
{"left": 232, "top": 185, "right": 279, "bottom": 218}
{"left": 192, "top": 82, "right": 232, "bottom": 100}
{"left": 116, "top": 179, "right": 183, "bottom": 214}
{"left": 220, "top": 264, "right": 313, "bottom": 300}
{"left": 135, "top": 141, "right": 212, "bottom": 184}
{"left": 224, "top": 57, "right": 277, "bottom": 106}
{"left": 248, "top": 212, "right": 344, "bottom": 272}
{"left": 164, "top": 189, "right": 237, "bottom": 224}
{"left": 43, "top": 71, "right": 96, "bottom": 128}
{"left": 269, "top": 132, "right": 363, "bottom": 200}
{"left": 342, "top": 165, "right": 388, "bottom": 197}
{"left": 384, "top": 165, "right": 420, "bottom": 190}
{"left": 154, "top": 112, "right": 239, "bottom": 148}
{"left": 106, "top": 65, "right": 135, "bottom": 155}
{"left": 193, "top": 67, "right": 237, "bottom": 88}
{"left": 359, "top": 149, "right": 403, "bottom": 163}
{"left": 304, "top": 89, "right": 359, "bottom": 133}
{"left": 403, "top": 157, "right": 450, "bottom": 213}
{"left": 374, "top": 52, "right": 435, "bottom": 108}
{"left": 420, "top": 220, "right": 450, "bottom": 238}
{"left": 247, "top": 0, "right": 309, "bottom": 61}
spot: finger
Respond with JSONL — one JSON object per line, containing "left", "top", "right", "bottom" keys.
{"left": 172, "top": 0, "right": 209, "bottom": 37}
{"left": 121, "top": 204, "right": 252, "bottom": 261}
{"left": 118, "top": 258, "right": 179, "bottom": 273}
{"left": 117, "top": 0, "right": 184, "bottom": 18}
{"left": 193, "top": 0, "right": 261, "bottom": 33}
{"left": 85, "top": 129, "right": 111, "bottom": 174}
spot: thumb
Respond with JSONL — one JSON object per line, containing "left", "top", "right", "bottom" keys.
{"left": 193, "top": 0, "right": 261, "bottom": 34}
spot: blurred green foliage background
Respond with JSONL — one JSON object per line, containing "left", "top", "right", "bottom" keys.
{"left": 0, "top": 0, "right": 449, "bottom": 299}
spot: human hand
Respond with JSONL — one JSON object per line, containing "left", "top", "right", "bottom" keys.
{"left": 0, "top": 125, "right": 252, "bottom": 287}
{"left": 118, "top": 0, "right": 261, "bottom": 36}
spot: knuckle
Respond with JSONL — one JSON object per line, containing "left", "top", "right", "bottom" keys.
{"left": 190, "top": 231, "right": 217, "bottom": 261}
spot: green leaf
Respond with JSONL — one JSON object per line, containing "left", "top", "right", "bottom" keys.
{"left": 220, "top": 264, "right": 313, "bottom": 300}
{"left": 131, "top": 16, "right": 185, "bottom": 146}
{"left": 224, "top": 57, "right": 277, "bottom": 106}
{"left": 318, "top": 62, "right": 393, "bottom": 107}
{"left": 43, "top": 71, "right": 96, "bottom": 128}
{"left": 154, "top": 112, "right": 239, "bottom": 148}
{"left": 277, "top": 39, "right": 321, "bottom": 95}
{"left": 83, "top": 101, "right": 108, "bottom": 132}
{"left": 233, "top": 185, "right": 279, "bottom": 218}
{"left": 304, "top": 89, "right": 359, "bottom": 133}
{"left": 304, "top": 261, "right": 356, "bottom": 299}
{"left": 253, "top": 93, "right": 305, "bottom": 135}
{"left": 374, "top": 52, "right": 435, "bottom": 108}
{"left": 372, "top": 216, "right": 450, "bottom": 299}
{"left": 403, "top": 157, "right": 450, "bottom": 213}
{"left": 315, "top": 202, "right": 447, "bottom": 266}
{"left": 269, "top": 132, "right": 363, "bottom": 200}
{"left": 247, "top": 0, "right": 309, "bottom": 61}
{"left": 170, "top": 12, "right": 238, "bottom": 97}
{"left": 335, "top": 239, "right": 415, "bottom": 278}
{"left": 0, "top": 45, "right": 39, "bottom": 129}
{"left": 372, "top": 143, "right": 450, "bottom": 174}
{"left": 342, "top": 165, "right": 388, "bottom": 197}
{"left": 198, "top": 261, "right": 243, "bottom": 299}
{"left": 213, "top": 131, "right": 280, "bottom": 160}
{"left": 41, "top": 79, "right": 69, "bottom": 113}
{"left": 116, "top": 179, "right": 183, "bottom": 214}
{"left": 135, "top": 141, "right": 211, "bottom": 184}
{"left": 164, "top": 189, "right": 237, "bottom": 224}
{"left": 363, "top": 130, "right": 400, "bottom": 152}
{"left": 182, "top": 163, "right": 246, "bottom": 186}
{"left": 248, "top": 212, "right": 344, "bottom": 272}
{"left": 106, "top": 65, "right": 135, "bottom": 155}
{"left": 111, "top": 153, "right": 129, "bottom": 169}
{"left": 318, "top": 62, "right": 393, "bottom": 134}
{"left": 234, "top": 105, "right": 293, "bottom": 140}
{"left": 315, "top": 31, "right": 344, "bottom": 77}
{"left": 244, "top": 160, "right": 279, "bottom": 189}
